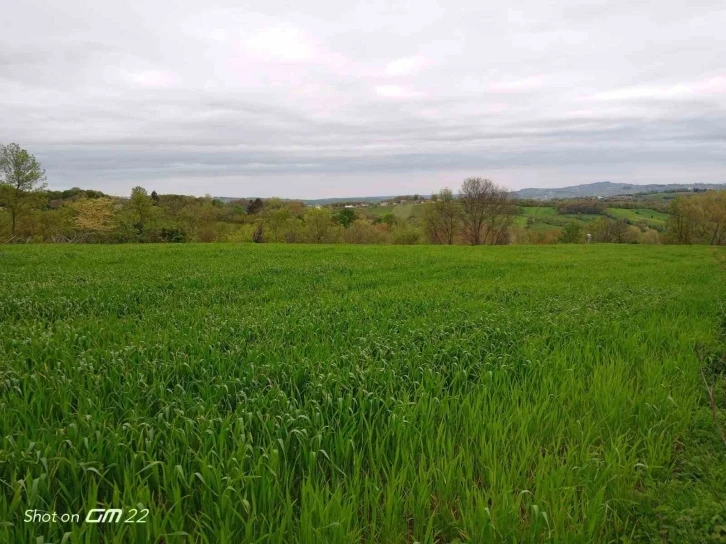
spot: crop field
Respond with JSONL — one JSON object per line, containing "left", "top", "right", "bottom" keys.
{"left": 1, "top": 244, "right": 725, "bottom": 543}
{"left": 604, "top": 208, "right": 670, "bottom": 228}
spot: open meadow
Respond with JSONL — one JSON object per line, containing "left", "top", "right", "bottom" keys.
{"left": 1, "top": 244, "right": 725, "bottom": 543}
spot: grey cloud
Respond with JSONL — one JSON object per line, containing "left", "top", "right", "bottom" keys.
{"left": 1, "top": 0, "right": 725, "bottom": 197}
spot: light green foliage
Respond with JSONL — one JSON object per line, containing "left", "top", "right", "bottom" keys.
{"left": 522, "top": 206, "right": 559, "bottom": 217}
{"left": 0, "top": 143, "right": 47, "bottom": 235}
{"left": 0, "top": 245, "right": 724, "bottom": 543}
{"left": 128, "top": 186, "right": 153, "bottom": 228}
{"left": 304, "top": 207, "right": 338, "bottom": 243}
{"left": 559, "top": 221, "right": 584, "bottom": 243}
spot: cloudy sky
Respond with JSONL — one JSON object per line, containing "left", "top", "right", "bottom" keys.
{"left": 1, "top": 0, "right": 725, "bottom": 198}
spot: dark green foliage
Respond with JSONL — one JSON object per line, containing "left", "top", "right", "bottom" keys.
{"left": 337, "top": 208, "right": 356, "bottom": 228}
{"left": 556, "top": 200, "right": 606, "bottom": 215}
{"left": 159, "top": 227, "right": 186, "bottom": 243}
{"left": 247, "top": 198, "right": 264, "bottom": 215}
{"left": 559, "top": 221, "right": 584, "bottom": 243}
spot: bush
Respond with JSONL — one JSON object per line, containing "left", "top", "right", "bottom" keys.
{"left": 528, "top": 229, "right": 561, "bottom": 244}
{"left": 559, "top": 221, "right": 584, "bottom": 243}
{"left": 160, "top": 227, "right": 186, "bottom": 243}
{"left": 392, "top": 225, "right": 421, "bottom": 244}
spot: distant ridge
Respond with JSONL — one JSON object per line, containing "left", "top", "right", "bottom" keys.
{"left": 511, "top": 181, "right": 725, "bottom": 200}
{"left": 217, "top": 182, "right": 725, "bottom": 204}
{"left": 216, "top": 195, "right": 418, "bottom": 205}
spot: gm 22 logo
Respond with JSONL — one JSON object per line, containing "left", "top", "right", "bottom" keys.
{"left": 85, "top": 508, "right": 149, "bottom": 524}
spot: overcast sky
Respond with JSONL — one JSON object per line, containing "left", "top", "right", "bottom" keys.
{"left": 1, "top": 0, "right": 725, "bottom": 198}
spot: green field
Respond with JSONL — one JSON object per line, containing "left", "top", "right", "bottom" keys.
{"left": 521, "top": 206, "right": 559, "bottom": 217}
{"left": 366, "top": 202, "right": 671, "bottom": 234}
{"left": 605, "top": 208, "right": 670, "bottom": 228}
{"left": 1, "top": 245, "right": 725, "bottom": 543}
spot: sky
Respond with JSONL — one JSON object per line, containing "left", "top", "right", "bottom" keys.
{"left": 1, "top": 0, "right": 725, "bottom": 198}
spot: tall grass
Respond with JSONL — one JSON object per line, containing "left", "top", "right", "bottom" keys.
{"left": 0, "top": 244, "right": 723, "bottom": 543}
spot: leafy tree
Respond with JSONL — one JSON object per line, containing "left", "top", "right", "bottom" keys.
{"left": 304, "top": 207, "right": 335, "bottom": 243}
{"left": 70, "top": 197, "right": 115, "bottom": 237}
{"left": 337, "top": 208, "right": 356, "bottom": 228}
{"left": 129, "top": 186, "right": 153, "bottom": 234}
{"left": 666, "top": 191, "right": 726, "bottom": 245}
{"left": 591, "top": 217, "right": 634, "bottom": 243}
{"left": 151, "top": 190, "right": 160, "bottom": 204}
{"left": 0, "top": 143, "right": 47, "bottom": 235}
{"left": 559, "top": 221, "right": 584, "bottom": 243}
{"left": 262, "top": 205, "right": 292, "bottom": 242}
{"left": 343, "top": 219, "right": 385, "bottom": 244}
{"left": 282, "top": 217, "right": 305, "bottom": 243}
{"left": 380, "top": 213, "right": 396, "bottom": 226}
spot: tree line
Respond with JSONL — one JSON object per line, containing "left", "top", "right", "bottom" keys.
{"left": 1, "top": 143, "right": 724, "bottom": 245}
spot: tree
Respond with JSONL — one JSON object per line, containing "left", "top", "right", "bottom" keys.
{"left": 129, "top": 186, "right": 153, "bottom": 233}
{"left": 0, "top": 143, "right": 47, "bottom": 236}
{"left": 423, "top": 187, "right": 460, "bottom": 244}
{"left": 559, "top": 221, "right": 583, "bottom": 243}
{"left": 247, "top": 198, "right": 264, "bottom": 215}
{"left": 304, "top": 207, "right": 335, "bottom": 243}
{"left": 262, "top": 205, "right": 292, "bottom": 242}
{"left": 459, "top": 177, "right": 515, "bottom": 245}
{"left": 337, "top": 208, "right": 356, "bottom": 228}
{"left": 343, "top": 219, "right": 383, "bottom": 244}
{"left": 704, "top": 191, "right": 726, "bottom": 245}
{"left": 151, "top": 190, "right": 160, "bottom": 204}
{"left": 591, "top": 217, "right": 633, "bottom": 243}
{"left": 666, "top": 191, "right": 726, "bottom": 245}
{"left": 70, "top": 197, "right": 115, "bottom": 237}
{"left": 252, "top": 223, "right": 264, "bottom": 243}
{"left": 380, "top": 213, "right": 396, "bottom": 226}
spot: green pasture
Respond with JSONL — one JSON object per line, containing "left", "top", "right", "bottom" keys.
{"left": 1, "top": 244, "right": 723, "bottom": 543}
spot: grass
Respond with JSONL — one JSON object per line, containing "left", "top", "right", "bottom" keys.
{"left": 516, "top": 208, "right": 603, "bottom": 231}
{"left": 561, "top": 213, "right": 602, "bottom": 223}
{"left": 605, "top": 208, "right": 669, "bottom": 228}
{"left": 520, "top": 206, "right": 559, "bottom": 217}
{"left": 1, "top": 244, "right": 724, "bottom": 543}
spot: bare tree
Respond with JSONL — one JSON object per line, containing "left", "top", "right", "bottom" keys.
{"left": 0, "top": 143, "right": 47, "bottom": 235}
{"left": 459, "top": 177, "right": 515, "bottom": 245}
{"left": 423, "top": 187, "right": 461, "bottom": 244}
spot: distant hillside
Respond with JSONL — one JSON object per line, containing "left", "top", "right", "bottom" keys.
{"left": 216, "top": 195, "right": 423, "bottom": 205}
{"left": 511, "top": 181, "right": 725, "bottom": 200}
{"left": 217, "top": 182, "right": 725, "bottom": 204}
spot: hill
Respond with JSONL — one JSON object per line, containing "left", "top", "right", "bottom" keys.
{"left": 216, "top": 195, "right": 399, "bottom": 205}
{"left": 511, "top": 181, "right": 724, "bottom": 200}
{"left": 218, "top": 182, "right": 725, "bottom": 203}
